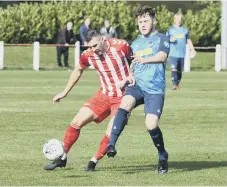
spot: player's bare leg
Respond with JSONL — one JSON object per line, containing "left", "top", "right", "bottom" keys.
{"left": 86, "top": 117, "right": 114, "bottom": 171}
{"left": 44, "top": 107, "right": 98, "bottom": 171}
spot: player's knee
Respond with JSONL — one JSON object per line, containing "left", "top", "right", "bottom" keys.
{"left": 71, "top": 117, "right": 86, "bottom": 128}
{"left": 145, "top": 114, "right": 159, "bottom": 130}
{"left": 119, "top": 95, "right": 136, "bottom": 111}
{"left": 71, "top": 108, "right": 96, "bottom": 128}
{"left": 105, "top": 118, "right": 114, "bottom": 136}
{"left": 177, "top": 68, "right": 183, "bottom": 72}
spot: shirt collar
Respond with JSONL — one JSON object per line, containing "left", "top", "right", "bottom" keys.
{"left": 140, "top": 30, "right": 158, "bottom": 38}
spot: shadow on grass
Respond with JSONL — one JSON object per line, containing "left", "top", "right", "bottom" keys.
{"left": 169, "top": 161, "right": 227, "bottom": 173}
{"left": 63, "top": 167, "right": 89, "bottom": 178}
{"left": 99, "top": 161, "right": 227, "bottom": 174}
{"left": 191, "top": 66, "right": 213, "bottom": 71}
{"left": 65, "top": 175, "right": 89, "bottom": 178}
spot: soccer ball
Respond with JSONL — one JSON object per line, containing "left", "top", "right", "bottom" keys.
{"left": 43, "top": 139, "right": 64, "bottom": 161}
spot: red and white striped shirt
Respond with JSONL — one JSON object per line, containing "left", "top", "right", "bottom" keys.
{"left": 79, "top": 38, "right": 131, "bottom": 97}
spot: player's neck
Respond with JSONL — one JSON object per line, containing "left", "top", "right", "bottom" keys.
{"left": 174, "top": 24, "right": 181, "bottom": 28}
{"left": 103, "top": 40, "right": 110, "bottom": 53}
{"left": 144, "top": 28, "right": 157, "bottom": 37}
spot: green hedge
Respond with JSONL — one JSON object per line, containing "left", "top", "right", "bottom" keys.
{"left": 0, "top": 1, "right": 221, "bottom": 46}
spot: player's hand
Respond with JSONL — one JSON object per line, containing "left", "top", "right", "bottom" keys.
{"left": 118, "top": 79, "right": 128, "bottom": 89}
{"left": 131, "top": 55, "right": 147, "bottom": 64}
{"left": 170, "top": 36, "right": 176, "bottom": 42}
{"left": 127, "top": 74, "right": 136, "bottom": 87}
{"left": 84, "top": 41, "right": 88, "bottom": 46}
{"left": 118, "top": 75, "right": 135, "bottom": 89}
{"left": 53, "top": 92, "right": 67, "bottom": 104}
{"left": 190, "top": 49, "right": 197, "bottom": 59}
{"left": 65, "top": 43, "right": 69, "bottom": 46}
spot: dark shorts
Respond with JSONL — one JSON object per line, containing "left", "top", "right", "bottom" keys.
{"left": 169, "top": 56, "right": 184, "bottom": 71}
{"left": 124, "top": 85, "right": 165, "bottom": 118}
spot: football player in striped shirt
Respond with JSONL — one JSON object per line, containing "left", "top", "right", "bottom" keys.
{"left": 44, "top": 30, "right": 134, "bottom": 172}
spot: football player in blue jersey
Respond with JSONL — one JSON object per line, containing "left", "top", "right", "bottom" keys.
{"left": 166, "top": 13, "right": 196, "bottom": 90}
{"left": 106, "top": 6, "right": 169, "bottom": 174}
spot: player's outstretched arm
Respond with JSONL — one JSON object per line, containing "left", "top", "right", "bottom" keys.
{"left": 170, "top": 36, "right": 176, "bottom": 43}
{"left": 118, "top": 74, "right": 135, "bottom": 89}
{"left": 187, "top": 39, "right": 197, "bottom": 58}
{"left": 53, "top": 64, "right": 84, "bottom": 103}
{"left": 118, "top": 61, "right": 136, "bottom": 89}
{"left": 128, "top": 62, "right": 136, "bottom": 86}
{"left": 187, "top": 39, "right": 196, "bottom": 52}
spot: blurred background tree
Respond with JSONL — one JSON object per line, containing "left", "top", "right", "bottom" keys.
{"left": 0, "top": 0, "right": 221, "bottom": 46}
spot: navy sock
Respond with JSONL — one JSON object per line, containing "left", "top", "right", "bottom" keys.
{"left": 171, "top": 71, "right": 178, "bottom": 86}
{"left": 148, "top": 127, "right": 166, "bottom": 154}
{"left": 108, "top": 108, "right": 129, "bottom": 147}
{"left": 178, "top": 71, "right": 182, "bottom": 85}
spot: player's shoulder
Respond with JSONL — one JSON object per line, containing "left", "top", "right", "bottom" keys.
{"left": 181, "top": 26, "right": 189, "bottom": 32}
{"left": 81, "top": 48, "right": 93, "bottom": 57}
{"left": 157, "top": 32, "right": 169, "bottom": 41}
{"left": 108, "top": 38, "right": 128, "bottom": 45}
{"left": 108, "top": 38, "right": 129, "bottom": 51}
{"left": 131, "top": 35, "right": 143, "bottom": 45}
{"left": 167, "top": 26, "right": 175, "bottom": 32}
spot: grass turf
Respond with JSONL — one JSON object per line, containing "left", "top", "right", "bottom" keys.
{"left": 0, "top": 70, "right": 227, "bottom": 185}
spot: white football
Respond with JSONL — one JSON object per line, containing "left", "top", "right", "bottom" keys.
{"left": 43, "top": 139, "right": 64, "bottom": 161}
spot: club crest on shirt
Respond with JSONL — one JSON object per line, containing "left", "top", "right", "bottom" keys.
{"left": 164, "top": 41, "right": 170, "bottom": 48}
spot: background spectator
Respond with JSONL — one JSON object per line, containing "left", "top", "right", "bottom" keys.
{"left": 56, "top": 21, "right": 76, "bottom": 67}
{"left": 79, "top": 18, "right": 91, "bottom": 45}
{"left": 100, "top": 20, "right": 118, "bottom": 39}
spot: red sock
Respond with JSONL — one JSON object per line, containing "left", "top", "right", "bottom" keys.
{"left": 63, "top": 125, "right": 80, "bottom": 153}
{"left": 94, "top": 135, "right": 110, "bottom": 160}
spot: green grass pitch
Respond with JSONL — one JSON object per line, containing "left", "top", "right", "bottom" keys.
{"left": 0, "top": 70, "right": 227, "bottom": 185}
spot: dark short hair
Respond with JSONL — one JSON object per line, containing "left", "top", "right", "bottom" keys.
{"left": 86, "top": 30, "right": 101, "bottom": 43}
{"left": 136, "top": 6, "right": 155, "bottom": 18}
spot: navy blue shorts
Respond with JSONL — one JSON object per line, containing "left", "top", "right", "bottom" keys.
{"left": 124, "top": 85, "right": 165, "bottom": 118}
{"left": 169, "top": 56, "right": 184, "bottom": 71}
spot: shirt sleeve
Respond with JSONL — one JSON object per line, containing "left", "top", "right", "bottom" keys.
{"left": 158, "top": 35, "right": 170, "bottom": 55}
{"left": 113, "top": 28, "right": 118, "bottom": 38}
{"left": 122, "top": 41, "right": 133, "bottom": 60}
{"left": 186, "top": 29, "right": 190, "bottom": 39}
{"left": 100, "top": 28, "right": 103, "bottom": 35}
{"left": 79, "top": 52, "right": 90, "bottom": 69}
{"left": 79, "top": 25, "right": 85, "bottom": 43}
{"left": 71, "top": 30, "right": 77, "bottom": 43}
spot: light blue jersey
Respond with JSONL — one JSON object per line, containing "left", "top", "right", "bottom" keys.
{"left": 131, "top": 32, "right": 170, "bottom": 95}
{"left": 166, "top": 26, "right": 189, "bottom": 58}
